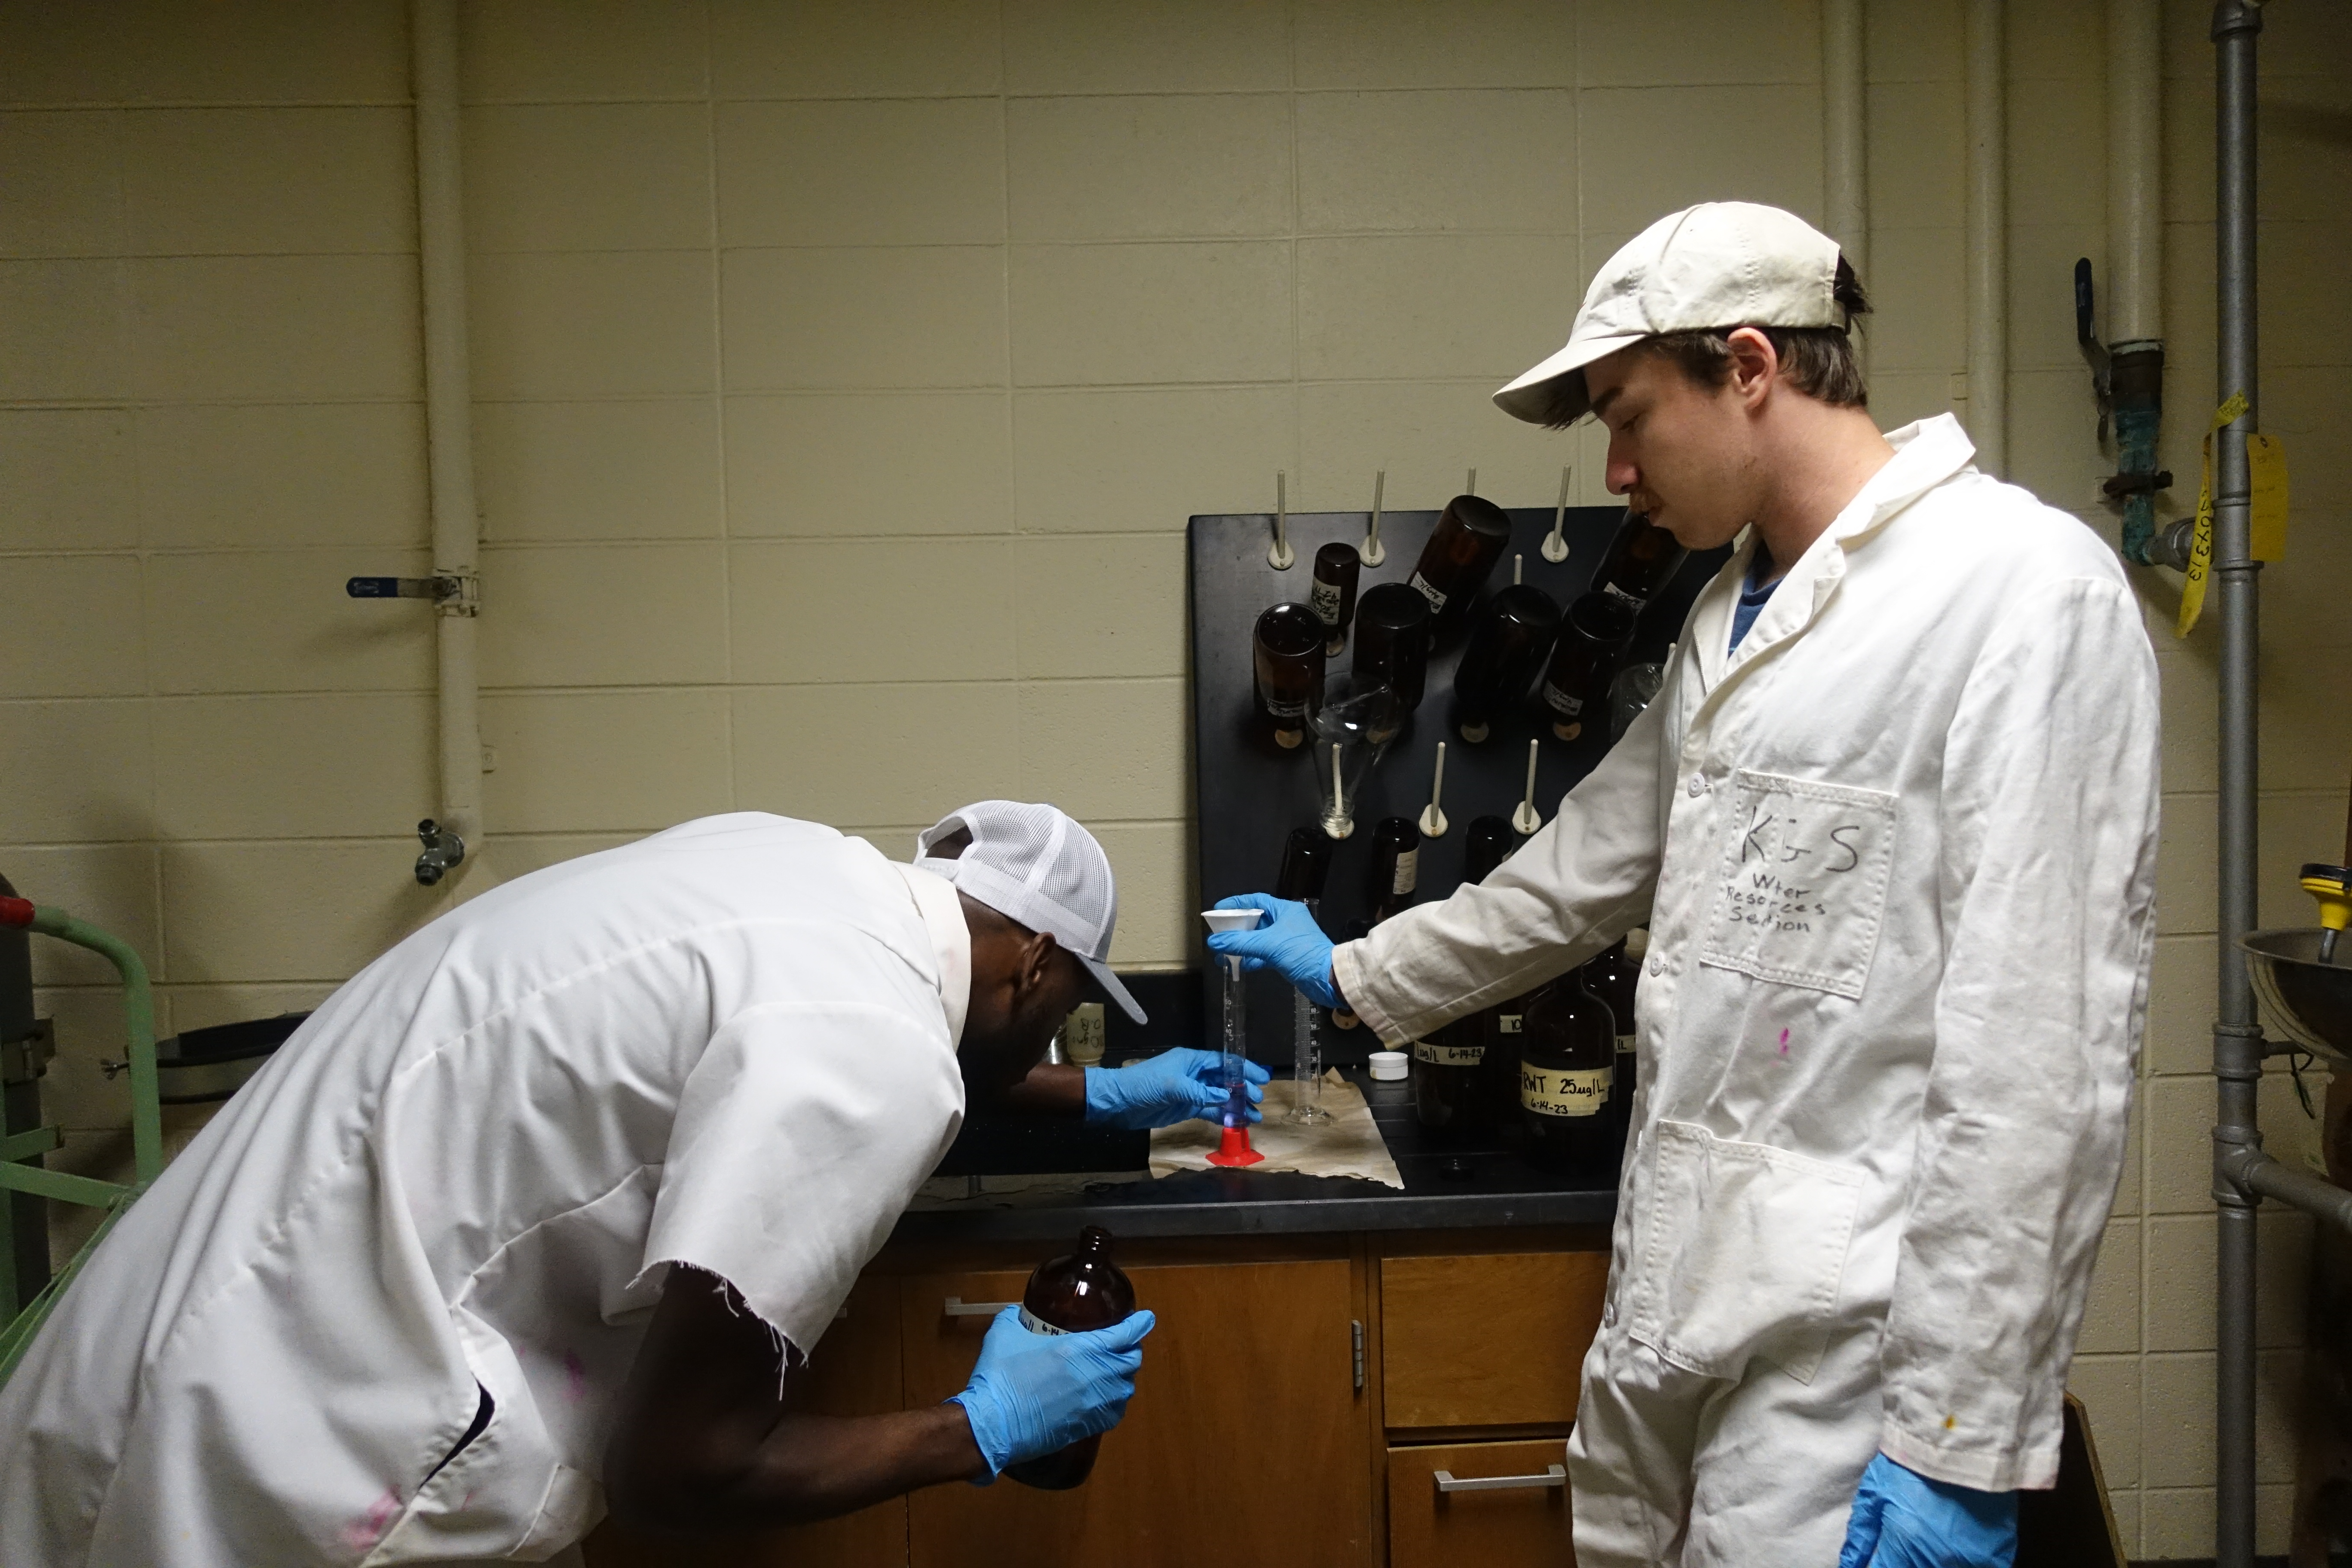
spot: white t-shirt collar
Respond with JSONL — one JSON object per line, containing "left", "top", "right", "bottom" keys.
{"left": 894, "top": 862, "right": 971, "bottom": 1049}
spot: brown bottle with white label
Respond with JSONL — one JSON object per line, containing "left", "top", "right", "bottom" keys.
{"left": 1365, "top": 815, "right": 1421, "bottom": 925}
{"left": 1413, "top": 818, "right": 1514, "bottom": 1136}
{"left": 1310, "top": 541, "right": 1361, "bottom": 656}
{"left": 1591, "top": 509, "right": 1690, "bottom": 606}
{"left": 1579, "top": 935, "right": 1642, "bottom": 1164}
{"left": 1518, "top": 970, "right": 1617, "bottom": 1174}
{"left": 1002, "top": 1225, "right": 1137, "bottom": 1491}
{"left": 1406, "top": 494, "right": 1513, "bottom": 636}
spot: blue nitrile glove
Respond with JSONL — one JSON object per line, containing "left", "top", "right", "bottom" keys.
{"left": 1205, "top": 894, "right": 1341, "bottom": 1009}
{"left": 947, "top": 1306, "right": 1157, "bottom": 1480}
{"left": 1084, "top": 1047, "right": 1269, "bottom": 1130}
{"left": 1838, "top": 1453, "right": 2018, "bottom": 1568}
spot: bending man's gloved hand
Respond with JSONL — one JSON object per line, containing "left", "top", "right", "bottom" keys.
{"left": 1838, "top": 1453, "right": 2018, "bottom": 1568}
{"left": 1084, "top": 1047, "right": 1268, "bottom": 1130}
{"left": 1204, "top": 894, "right": 1340, "bottom": 1009}
{"left": 948, "top": 1306, "right": 1156, "bottom": 1480}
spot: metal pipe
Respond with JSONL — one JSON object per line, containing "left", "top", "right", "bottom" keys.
{"left": 2107, "top": 0, "right": 2169, "bottom": 565}
{"left": 2226, "top": 1147, "right": 2352, "bottom": 1234}
{"left": 412, "top": 0, "right": 484, "bottom": 877}
{"left": 2106, "top": 0, "right": 2163, "bottom": 344}
{"left": 2208, "top": 5, "right": 2264, "bottom": 1565}
{"left": 1822, "top": 0, "right": 1868, "bottom": 324}
{"left": 1964, "top": 0, "right": 2007, "bottom": 475}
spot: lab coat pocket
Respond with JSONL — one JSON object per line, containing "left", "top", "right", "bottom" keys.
{"left": 1628, "top": 1121, "right": 1864, "bottom": 1384}
{"left": 1701, "top": 769, "right": 1897, "bottom": 999}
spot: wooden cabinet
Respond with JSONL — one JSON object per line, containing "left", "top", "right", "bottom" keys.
{"left": 1378, "top": 1247, "right": 1607, "bottom": 1433}
{"left": 1385, "top": 1439, "right": 1574, "bottom": 1568}
{"left": 583, "top": 1277, "right": 909, "bottom": 1568}
{"left": 900, "top": 1254, "right": 1374, "bottom": 1568}
{"left": 582, "top": 1230, "right": 1615, "bottom": 1568}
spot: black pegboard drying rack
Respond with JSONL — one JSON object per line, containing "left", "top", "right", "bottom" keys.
{"left": 1187, "top": 504, "right": 1726, "bottom": 1062}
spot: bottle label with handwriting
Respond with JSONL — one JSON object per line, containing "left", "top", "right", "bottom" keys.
{"left": 1414, "top": 1039, "right": 1485, "bottom": 1067}
{"left": 1497, "top": 1014, "right": 1523, "bottom": 1035}
{"left": 1392, "top": 848, "right": 1419, "bottom": 894}
{"left": 1265, "top": 692, "right": 1310, "bottom": 720}
{"left": 1018, "top": 1305, "right": 1071, "bottom": 1336}
{"left": 1310, "top": 577, "right": 1345, "bottom": 625}
{"left": 1615, "top": 1032, "right": 1636, "bottom": 1056}
{"left": 1408, "top": 572, "right": 1446, "bottom": 612}
{"left": 1600, "top": 580, "right": 1645, "bottom": 605}
{"left": 1520, "top": 1064, "right": 1612, "bottom": 1117}
{"left": 1543, "top": 681, "right": 1584, "bottom": 717}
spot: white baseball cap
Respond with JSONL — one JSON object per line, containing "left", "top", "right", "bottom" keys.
{"left": 915, "top": 800, "right": 1147, "bottom": 1024}
{"left": 1493, "top": 201, "right": 1848, "bottom": 427}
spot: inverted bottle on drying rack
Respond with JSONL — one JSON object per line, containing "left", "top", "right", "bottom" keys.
{"left": 1406, "top": 494, "right": 1514, "bottom": 635}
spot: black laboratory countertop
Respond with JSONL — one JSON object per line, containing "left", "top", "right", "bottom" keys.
{"left": 888, "top": 1066, "right": 1619, "bottom": 1246}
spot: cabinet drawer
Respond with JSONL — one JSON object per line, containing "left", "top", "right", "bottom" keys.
{"left": 1379, "top": 1250, "right": 1606, "bottom": 1430}
{"left": 1387, "top": 1439, "right": 1574, "bottom": 1568}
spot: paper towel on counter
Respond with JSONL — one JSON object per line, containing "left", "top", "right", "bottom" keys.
{"left": 1148, "top": 1070, "right": 1403, "bottom": 1189}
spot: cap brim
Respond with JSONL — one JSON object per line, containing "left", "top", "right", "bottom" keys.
{"left": 1492, "top": 331, "right": 1648, "bottom": 426}
{"left": 1078, "top": 954, "right": 1148, "bottom": 1025}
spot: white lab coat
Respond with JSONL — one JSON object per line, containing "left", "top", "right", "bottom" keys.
{"left": 0, "top": 814, "right": 972, "bottom": 1567}
{"left": 1335, "top": 416, "right": 2160, "bottom": 1562}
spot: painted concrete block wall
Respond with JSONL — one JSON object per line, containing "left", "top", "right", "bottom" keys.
{"left": 2, "top": 0, "right": 2349, "bottom": 1556}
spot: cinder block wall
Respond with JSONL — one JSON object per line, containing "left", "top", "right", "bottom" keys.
{"left": 2, "top": 1, "right": 2347, "bottom": 1555}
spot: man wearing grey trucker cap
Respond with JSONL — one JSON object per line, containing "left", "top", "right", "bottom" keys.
{"left": 1, "top": 801, "right": 1259, "bottom": 1567}
{"left": 1213, "top": 202, "right": 2160, "bottom": 1567}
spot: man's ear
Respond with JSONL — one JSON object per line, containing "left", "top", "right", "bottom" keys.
{"left": 1724, "top": 326, "right": 1779, "bottom": 404}
{"left": 1019, "top": 930, "right": 1062, "bottom": 995}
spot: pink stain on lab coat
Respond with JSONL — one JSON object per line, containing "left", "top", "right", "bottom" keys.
{"left": 564, "top": 1349, "right": 589, "bottom": 1404}
{"left": 342, "top": 1487, "right": 404, "bottom": 1550}
{"left": 1777, "top": 1029, "right": 1791, "bottom": 1059}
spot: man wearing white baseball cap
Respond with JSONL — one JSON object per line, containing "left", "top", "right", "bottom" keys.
{"left": 1, "top": 802, "right": 1260, "bottom": 1566}
{"left": 1213, "top": 202, "right": 2160, "bottom": 1568}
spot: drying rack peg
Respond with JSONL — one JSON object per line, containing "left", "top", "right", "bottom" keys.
{"left": 1418, "top": 742, "right": 1450, "bottom": 838}
{"left": 1510, "top": 738, "right": 1543, "bottom": 836}
{"left": 1541, "top": 466, "right": 1572, "bottom": 562}
{"left": 1361, "top": 470, "right": 1387, "bottom": 566}
{"left": 1465, "top": 467, "right": 1477, "bottom": 497}
{"left": 1268, "top": 471, "right": 1295, "bottom": 569}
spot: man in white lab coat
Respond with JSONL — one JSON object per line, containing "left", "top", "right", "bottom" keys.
{"left": 0, "top": 801, "right": 1258, "bottom": 1567}
{"left": 1212, "top": 203, "right": 2161, "bottom": 1568}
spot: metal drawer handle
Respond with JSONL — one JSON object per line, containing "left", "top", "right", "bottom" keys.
{"left": 1434, "top": 1464, "right": 1567, "bottom": 1494}
{"left": 944, "top": 1296, "right": 1018, "bottom": 1317}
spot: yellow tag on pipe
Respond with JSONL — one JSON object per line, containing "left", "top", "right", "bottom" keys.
{"left": 2176, "top": 393, "right": 2249, "bottom": 639}
{"left": 2248, "top": 432, "right": 2288, "bottom": 562}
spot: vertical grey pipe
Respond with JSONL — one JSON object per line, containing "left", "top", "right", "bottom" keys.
{"left": 2208, "top": 4, "right": 2263, "bottom": 1566}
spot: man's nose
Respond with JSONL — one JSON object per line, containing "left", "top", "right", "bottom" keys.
{"left": 1605, "top": 448, "right": 1638, "bottom": 496}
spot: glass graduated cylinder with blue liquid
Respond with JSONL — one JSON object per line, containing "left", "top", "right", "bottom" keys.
{"left": 1199, "top": 908, "right": 1268, "bottom": 1167}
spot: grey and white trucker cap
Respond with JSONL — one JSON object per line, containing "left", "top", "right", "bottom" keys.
{"left": 1493, "top": 201, "right": 1848, "bottom": 426}
{"left": 915, "top": 800, "right": 1146, "bottom": 1024}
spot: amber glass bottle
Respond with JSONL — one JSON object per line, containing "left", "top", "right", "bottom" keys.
{"left": 1580, "top": 937, "right": 1640, "bottom": 1163}
{"left": 1518, "top": 969, "right": 1617, "bottom": 1173}
{"left": 1412, "top": 818, "right": 1516, "bottom": 1136}
{"left": 1592, "top": 510, "right": 1690, "bottom": 606}
{"left": 1539, "top": 591, "right": 1640, "bottom": 741}
{"left": 1365, "top": 816, "right": 1421, "bottom": 925}
{"left": 1310, "top": 542, "right": 1362, "bottom": 656}
{"left": 1002, "top": 1226, "right": 1138, "bottom": 1490}
{"left": 1407, "top": 494, "right": 1514, "bottom": 634}
{"left": 1352, "top": 582, "right": 1434, "bottom": 717}
{"left": 1275, "top": 824, "right": 1332, "bottom": 904}
{"left": 1452, "top": 583, "right": 1561, "bottom": 743}
{"left": 1253, "top": 602, "right": 1326, "bottom": 749}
